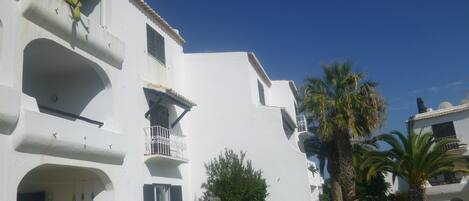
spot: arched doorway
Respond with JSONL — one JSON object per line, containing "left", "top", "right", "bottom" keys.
{"left": 22, "top": 39, "right": 112, "bottom": 127}
{"left": 17, "top": 164, "right": 114, "bottom": 201}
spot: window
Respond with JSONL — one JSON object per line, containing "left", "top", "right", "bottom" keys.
{"left": 258, "top": 80, "right": 265, "bottom": 105}
{"left": 432, "top": 122, "right": 456, "bottom": 138}
{"left": 144, "top": 184, "right": 183, "bottom": 201}
{"left": 147, "top": 24, "right": 166, "bottom": 64}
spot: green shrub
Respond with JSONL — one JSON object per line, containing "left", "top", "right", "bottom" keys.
{"left": 200, "top": 149, "right": 268, "bottom": 201}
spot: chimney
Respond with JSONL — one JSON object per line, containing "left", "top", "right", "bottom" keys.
{"left": 417, "top": 97, "right": 427, "bottom": 113}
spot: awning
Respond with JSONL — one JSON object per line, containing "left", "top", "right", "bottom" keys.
{"left": 143, "top": 81, "right": 196, "bottom": 110}
{"left": 143, "top": 81, "right": 196, "bottom": 128}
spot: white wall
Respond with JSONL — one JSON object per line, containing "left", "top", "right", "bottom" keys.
{"left": 184, "top": 52, "right": 312, "bottom": 201}
{"left": 405, "top": 108, "right": 469, "bottom": 201}
{"left": 0, "top": 1, "right": 313, "bottom": 201}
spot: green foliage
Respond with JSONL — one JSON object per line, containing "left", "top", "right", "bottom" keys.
{"left": 308, "top": 165, "right": 319, "bottom": 176}
{"left": 302, "top": 61, "right": 387, "bottom": 201}
{"left": 65, "top": 0, "right": 82, "bottom": 21}
{"left": 302, "top": 61, "right": 386, "bottom": 140}
{"left": 363, "top": 130, "right": 469, "bottom": 200}
{"left": 319, "top": 178, "right": 332, "bottom": 201}
{"left": 200, "top": 149, "right": 268, "bottom": 201}
{"left": 353, "top": 143, "right": 390, "bottom": 201}
{"left": 303, "top": 135, "right": 331, "bottom": 176}
{"left": 356, "top": 171, "right": 390, "bottom": 201}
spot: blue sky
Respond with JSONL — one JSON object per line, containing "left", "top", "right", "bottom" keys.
{"left": 147, "top": 0, "right": 469, "bottom": 132}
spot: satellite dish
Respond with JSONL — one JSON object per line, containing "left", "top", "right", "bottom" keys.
{"left": 438, "top": 101, "right": 453, "bottom": 109}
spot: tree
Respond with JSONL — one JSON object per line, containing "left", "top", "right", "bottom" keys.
{"left": 363, "top": 131, "right": 469, "bottom": 201}
{"left": 353, "top": 142, "right": 390, "bottom": 201}
{"left": 302, "top": 61, "right": 386, "bottom": 201}
{"left": 320, "top": 178, "right": 332, "bottom": 201}
{"left": 200, "top": 149, "right": 268, "bottom": 201}
{"left": 304, "top": 135, "right": 342, "bottom": 201}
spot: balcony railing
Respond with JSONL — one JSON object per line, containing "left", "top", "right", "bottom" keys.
{"left": 144, "top": 126, "right": 187, "bottom": 163}
{"left": 429, "top": 173, "right": 463, "bottom": 186}
{"left": 435, "top": 136, "right": 467, "bottom": 152}
{"left": 297, "top": 115, "right": 308, "bottom": 132}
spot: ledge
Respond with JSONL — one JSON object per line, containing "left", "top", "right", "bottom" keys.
{"left": 144, "top": 154, "right": 188, "bottom": 166}
{"left": 19, "top": 0, "right": 125, "bottom": 68}
{"left": 12, "top": 109, "right": 126, "bottom": 165}
{"left": 426, "top": 181, "right": 468, "bottom": 196}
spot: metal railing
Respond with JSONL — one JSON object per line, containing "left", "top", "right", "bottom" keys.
{"left": 144, "top": 126, "right": 187, "bottom": 161}
{"left": 39, "top": 105, "right": 104, "bottom": 127}
{"left": 435, "top": 135, "right": 467, "bottom": 152}
{"left": 297, "top": 115, "right": 308, "bottom": 132}
{"left": 429, "top": 173, "right": 463, "bottom": 186}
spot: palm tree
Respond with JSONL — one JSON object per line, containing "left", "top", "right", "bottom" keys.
{"left": 353, "top": 142, "right": 390, "bottom": 201}
{"left": 304, "top": 135, "right": 342, "bottom": 201}
{"left": 363, "top": 131, "right": 469, "bottom": 201}
{"left": 302, "top": 61, "right": 386, "bottom": 201}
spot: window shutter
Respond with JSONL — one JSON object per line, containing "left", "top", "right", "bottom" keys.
{"left": 155, "top": 33, "right": 166, "bottom": 64}
{"left": 146, "top": 24, "right": 166, "bottom": 64}
{"left": 170, "top": 186, "right": 183, "bottom": 201}
{"left": 147, "top": 25, "right": 157, "bottom": 56}
{"left": 143, "top": 184, "right": 155, "bottom": 201}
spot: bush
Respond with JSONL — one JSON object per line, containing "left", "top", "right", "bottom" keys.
{"left": 200, "top": 149, "right": 268, "bottom": 201}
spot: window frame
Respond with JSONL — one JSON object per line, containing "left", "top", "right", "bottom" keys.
{"left": 431, "top": 121, "right": 456, "bottom": 138}
{"left": 257, "top": 80, "right": 265, "bottom": 105}
{"left": 146, "top": 24, "right": 166, "bottom": 65}
{"left": 143, "top": 184, "right": 183, "bottom": 201}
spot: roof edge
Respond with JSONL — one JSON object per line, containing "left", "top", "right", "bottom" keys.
{"left": 288, "top": 80, "right": 299, "bottom": 100}
{"left": 412, "top": 104, "right": 469, "bottom": 121}
{"left": 132, "top": 0, "right": 186, "bottom": 44}
{"left": 247, "top": 52, "right": 272, "bottom": 87}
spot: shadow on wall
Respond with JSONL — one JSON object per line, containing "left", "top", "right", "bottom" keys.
{"left": 17, "top": 164, "right": 114, "bottom": 201}
{"left": 146, "top": 163, "right": 182, "bottom": 179}
{"left": 22, "top": 39, "right": 112, "bottom": 125}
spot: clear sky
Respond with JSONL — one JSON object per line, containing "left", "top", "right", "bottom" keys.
{"left": 147, "top": 0, "right": 469, "bottom": 132}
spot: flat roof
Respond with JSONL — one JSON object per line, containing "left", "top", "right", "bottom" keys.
{"left": 412, "top": 104, "right": 469, "bottom": 121}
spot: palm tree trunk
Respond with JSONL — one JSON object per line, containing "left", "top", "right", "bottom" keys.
{"left": 336, "top": 133, "right": 355, "bottom": 201}
{"left": 409, "top": 186, "right": 426, "bottom": 201}
{"left": 327, "top": 146, "right": 343, "bottom": 201}
{"left": 330, "top": 176, "right": 343, "bottom": 201}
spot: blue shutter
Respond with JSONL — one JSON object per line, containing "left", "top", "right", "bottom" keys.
{"left": 146, "top": 24, "right": 166, "bottom": 64}
{"left": 170, "top": 186, "right": 183, "bottom": 201}
{"left": 143, "top": 184, "right": 155, "bottom": 201}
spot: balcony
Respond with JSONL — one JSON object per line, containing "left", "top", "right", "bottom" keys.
{"left": 12, "top": 108, "right": 126, "bottom": 164}
{"left": 144, "top": 126, "right": 188, "bottom": 165}
{"left": 19, "top": 0, "right": 125, "bottom": 68}
{"left": 429, "top": 173, "right": 464, "bottom": 186}
{"left": 297, "top": 115, "right": 308, "bottom": 132}
{"left": 435, "top": 136, "right": 468, "bottom": 154}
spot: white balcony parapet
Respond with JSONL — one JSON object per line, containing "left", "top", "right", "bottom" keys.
{"left": 12, "top": 109, "right": 126, "bottom": 165}
{"left": 144, "top": 126, "right": 188, "bottom": 165}
{"left": 19, "top": 0, "right": 125, "bottom": 68}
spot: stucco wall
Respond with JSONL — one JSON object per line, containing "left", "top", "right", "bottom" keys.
{"left": 184, "top": 52, "right": 312, "bottom": 201}
{"left": 0, "top": 1, "right": 315, "bottom": 201}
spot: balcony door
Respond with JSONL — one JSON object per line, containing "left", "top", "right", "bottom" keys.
{"left": 149, "top": 103, "right": 170, "bottom": 156}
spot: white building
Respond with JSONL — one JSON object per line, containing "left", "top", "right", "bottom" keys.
{"left": 0, "top": 0, "right": 321, "bottom": 201}
{"left": 403, "top": 95, "right": 469, "bottom": 201}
